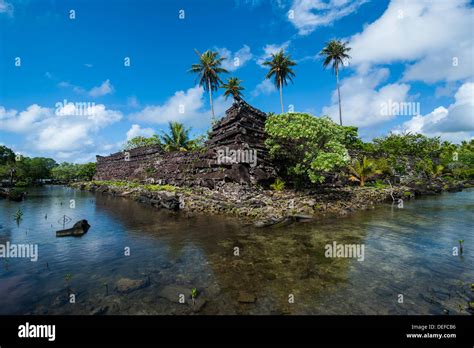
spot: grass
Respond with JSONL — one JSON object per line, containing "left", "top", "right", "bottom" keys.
{"left": 90, "top": 180, "right": 188, "bottom": 193}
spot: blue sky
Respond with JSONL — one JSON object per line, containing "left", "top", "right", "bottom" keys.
{"left": 0, "top": 0, "right": 473, "bottom": 163}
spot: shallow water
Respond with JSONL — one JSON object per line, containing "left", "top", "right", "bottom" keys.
{"left": 0, "top": 186, "right": 472, "bottom": 315}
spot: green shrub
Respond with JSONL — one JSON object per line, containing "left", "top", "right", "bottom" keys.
{"left": 270, "top": 178, "right": 285, "bottom": 191}
{"left": 265, "top": 113, "right": 349, "bottom": 186}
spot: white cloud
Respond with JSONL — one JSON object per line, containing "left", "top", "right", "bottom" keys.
{"left": 288, "top": 0, "right": 368, "bottom": 36}
{"left": 126, "top": 124, "right": 155, "bottom": 141}
{"left": 251, "top": 79, "right": 277, "bottom": 97}
{"left": 130, "top": 85, "right": 231, "bottom": 127}
{"left": 0, "top": 103, "right": 122, "bottom": 158}
{"left": 58, "top": 79, "right": 115, "bottom": 97}
{"left": 257, "top": 41, "right": 291, "bottom": 67}
{"left": 349, "top": 0, "right": 473, "bottom": 83}
{"left": 395, "top": 82, "right": 474, "bottom": 143}
{"left": 321, "top": 68, "right": 412, "bottom": 127}
{"left": 89, "top": 79, "right": 114, "bottom": 97}
{"left": 0, "top": 0, "right": 13, "bottom": 15}
{"left": 0, "top": 104, "right": 49, "bottom": 132}
{"left": 216, "top": 45, "right": 253, "bottom": 72}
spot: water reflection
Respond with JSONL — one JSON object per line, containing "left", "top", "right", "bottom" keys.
{"left": 0, "top": 186, "right": 472, "bottom": 315}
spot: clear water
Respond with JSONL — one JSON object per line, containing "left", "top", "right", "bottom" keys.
{"left": 0, "top": 186, "right": 472, "bottom": 315}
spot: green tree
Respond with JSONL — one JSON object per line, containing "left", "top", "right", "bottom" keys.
{"left": 221, "top": 77, "right": 244, "bottom": 100}
{"left": 265, "top": 113, "right": 349, "bottom": 186}
{"left": 263, "top": 49, "right": 297, "bottom": 113}
{"left": 77, "top": 162, "right": 96, "bottom": 181}
{"left": 50, "top": 162, "right": 95, "bottom": 182}
{"left": 320, "top": 40, "right": 351, "bottom": 126}
{"left": 0, "top": 145, "right": 15, "bottom": 165}
{"left": 0, "top": 145, "right": 16, "bottom": 185}
{"left": 189, "top": 49, "right": 228, "bottom": 123}
{"left": 123, "top": 135, "right": 161, "bottom": 150}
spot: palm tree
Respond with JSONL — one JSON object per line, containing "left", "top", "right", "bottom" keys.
{"left": 348, "top": 156, "right": 381, "bottom": 186}
{"left": 189, "top": 49, "right": 228, "bottom": 123}
{"left": 320, "top": 40, "right": 351, "bottom": 126}
{"left": 221, "top": 77, "right": 244, "bottom": 100}
{"left": 161, "top": 122, "right": 193, "bottom": 152}
{"left": 430, "top": 163, "right": 444, "bottom": 178}
{"left": 263, "top": 49, "right": 296, "bottom": 113}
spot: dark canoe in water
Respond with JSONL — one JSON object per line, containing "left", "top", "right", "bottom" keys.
{"left": 56, "top": 220, "right": 91, "bottom": 237}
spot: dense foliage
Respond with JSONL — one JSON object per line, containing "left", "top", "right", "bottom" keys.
{"left": 123, "top": 135, "right": 161, "bottom": 150}
{"left": 123, "top": 122, "right": 205, "bottom": 152}
{"left": 265, "top": 113, "right": 349, "bottom": 185}
{"left": 0, "top": 145, "right": 96, "bottom": 185}
{"left": 265, "top": 113, "right": 474, "bottom": 188}
{"left": 50, "top": 162, "right": 96, "bottom": 182}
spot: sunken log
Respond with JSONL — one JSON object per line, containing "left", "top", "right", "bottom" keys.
{"left": 56, "top": 219, "right": 91, "bottom": 237}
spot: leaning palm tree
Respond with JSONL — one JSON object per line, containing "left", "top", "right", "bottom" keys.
{"left": 189, "top": 49, "right": 228, "bottom": 123}
{"left": 161, "top": 122, "right": 192, "bottom": 152}
{"left": 320, "top": 40, "right": 351, "bottom": 126}
{"left": 263, "top": 49, "right": 296, "bottom": 113}
{"left": 221, "top": 77, "right": 244, "bottom": 100}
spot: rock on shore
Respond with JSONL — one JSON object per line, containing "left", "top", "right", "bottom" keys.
{"left": 71, "top": 179, "right": 471, "bottom": 224}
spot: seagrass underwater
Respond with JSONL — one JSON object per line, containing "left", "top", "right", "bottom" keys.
{"left": 0, "top": 242, "right": 38, "bottom": 262}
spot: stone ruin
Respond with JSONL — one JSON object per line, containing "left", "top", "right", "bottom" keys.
{"left": 94, "top": 98, "right": 276, "bottom": 188}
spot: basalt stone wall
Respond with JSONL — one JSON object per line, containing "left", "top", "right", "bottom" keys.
{"left": 94, "top": 99, "right": 276, "bottom": 188}
{"left": 95, "top": 146, "right": 274, "bottom": 188}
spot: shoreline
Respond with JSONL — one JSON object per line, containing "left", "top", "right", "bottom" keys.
{"left": 70, "top": 179, "right": 472, "bottom": 226}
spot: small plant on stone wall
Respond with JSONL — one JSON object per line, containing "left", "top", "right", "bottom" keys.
{"left": 145, "top": 167, "right": 157, "bottom": 175}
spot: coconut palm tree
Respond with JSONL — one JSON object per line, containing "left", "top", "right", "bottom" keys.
{"left": 348, "top": 156, "right": 381, "bottom": 186}
{"left": 320, "top": 40, "right": 351, "bottom": 126}
{"left": 263, "top": 49, "right": 296, "bottom": 113}
{"left": 221, "top": 77, "right": 244, "bottom": 100}
{"left": 189, "top": 49, "right": 228, "bottom": 123}
{"left": 161, "top": 122, "right": 193, "bottom": 152}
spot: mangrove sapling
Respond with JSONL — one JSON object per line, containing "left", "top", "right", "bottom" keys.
{"left": 4, "top": 258, "right": 9, "bottom": 270}
{"left": 14, "top": 208, "right": 23, "bottom": 225}
{"left": 191, "top": 288, "right": 198, "bottom": 306}
{"left": 104, "top": 283, "right": 108, "bottom": 296}
{"left": 459, "top": 240, "right": 464, "bottom": 255}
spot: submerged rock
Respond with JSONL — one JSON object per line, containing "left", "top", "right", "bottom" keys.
{"left": 115, "top": 277, "right": 149, "bottom": 294}
{"left": 56, "top": 220, "right": 91, "bottom": 237}
{"left": 158, "top": 285, "right": 190, "bottom": 303}
{"left": 192, "top": 298, "right": 208, "bottom": 313}
{"left": 237, "top": 291, "right": 256, "bottom": 303}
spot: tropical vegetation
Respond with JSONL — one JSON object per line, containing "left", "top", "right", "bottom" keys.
{"left": 320, "top": 39, "right": 351, "bottom": 126}
{"left": 189, "top": 49, "right": 228, "bottom": 123}
{"left": 221, "top": 77, "right": 245, "bottom": 100}
{"left": 262, "top": 49, "right": 297, "bottom": 113}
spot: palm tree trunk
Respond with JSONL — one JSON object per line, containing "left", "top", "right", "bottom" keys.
{"left": 279, "top": 77, "right": 284, "bottom": 113}
{"left": 336, "top": 67, "right": 342, "bottom": 126}
{"left": 208, "top": 79, "right": 215, "bottom": 124}
{"left": 360, "top": 176, "right": 365, "bottom": 187}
